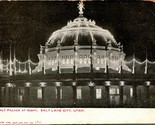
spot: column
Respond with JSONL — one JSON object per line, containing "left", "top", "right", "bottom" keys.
{"left": 89, "top": 81, "right": 95, "bottom": 107}
{"left": 0, "top": 86, "right": 2, "bottom": 107}
{"left": 106, "top": 65, "right": 109, "bottom": 79}
{"left": 39, "top": 82, "right": 47, "bottom": 107}
{"left": 121, "top": 64, "right": 123, "bottom": 74}
{"left": 12, "top": 85, "right": 17, "bottom": 106}
{"left": 8, "top": 85, "right": 13, "bottom": 106}
{"left": 24, "top": 82, "right": 31, "bottom": 107}
{"left": 56, "top": 82, "right": 61, "bottom": 107}
{"left": 72, "top": 82, "right": 77, "bottom": 106}
{"left": 57, "top": 40, "right": 61, "bottom": 74}
{"left": 3, "top": 87, "right": 6, "bottom": 106}
{"left": 132, "top": 84, "right": 137, "bottom": 107}
{"left": 119, "top": 81, "right": 125, "bottom": 107}
{"left": 105, "top": 81, "right": 110, "bottom": 107}
{"left": 73, "top": 40, "right": 78, "bottom": 74}
{"left": 40, "top": 45, "right": 46, "bottom": 75}
{"left": 1, "top": 87, "right": 5, "bottom": 107}
{"left": 145, "top": 81, "right": 150, "bottom": 107}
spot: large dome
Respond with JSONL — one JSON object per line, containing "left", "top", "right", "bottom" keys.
{"left": 33, "top": 2, "right": 131, "bottom": 74}
{"left": 46, "top": 16, "right": 118, "bottom": 48}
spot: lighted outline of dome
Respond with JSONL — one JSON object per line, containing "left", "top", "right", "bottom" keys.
{"left": 33, "top": 2, "right": 131, "bottom": 73}
{"left": 46, "top": 16, "right": 117, "bottom": 47}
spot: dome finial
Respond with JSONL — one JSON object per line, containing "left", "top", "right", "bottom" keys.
{"left": 78, "top": 0, "right": 85, "bottom": 16}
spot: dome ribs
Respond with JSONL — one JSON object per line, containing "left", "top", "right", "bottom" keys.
{"left": 60, "top": 33, "right": 66, "bottom": 44}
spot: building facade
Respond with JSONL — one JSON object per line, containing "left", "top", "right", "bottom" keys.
{"left": 0, "top": 2, "right": 155, "bottom": 108}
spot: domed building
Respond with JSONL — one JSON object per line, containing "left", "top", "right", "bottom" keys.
{"left": 33, "top": 8, "right": 130, "bottom": 74}
{"left": 29, "top": 2, "right": 133, "bottom": 107}
{"left": 0, "top": 2, "right": 155, "bottom": 108}
{"left": 27, "top": 2, "right": 133, "bottom": 107}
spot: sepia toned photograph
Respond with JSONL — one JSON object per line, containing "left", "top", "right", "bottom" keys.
{"left": 0, "top": 0, "right": 155, "bottom": 110}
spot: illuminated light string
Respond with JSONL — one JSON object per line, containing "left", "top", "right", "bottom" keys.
{"left": 147, "top": 60, "right": 155, "bottom": 64}
{"left": 125, "top": 58, "right": 155, "bottom": 65}
{"left": 135, "top": 59, "right": 145, "bottom": 65}
{"left": 1, "top": 54, "right": 155, "bottom": 74}
{"left": 5, "top": 57, "right": 155, "bottom": 66}
{"left": 14, "top": 58, "right": 38, "bottom": 65}
{"left": 124, "top": 60, "right": 133, "bottom": 64}
{"left": 4, "top": 58, "right": 38, "bottom": 74}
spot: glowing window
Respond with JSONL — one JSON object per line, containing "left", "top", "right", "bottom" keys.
{"left": 84, "top": 59, "right": 87, "bottom": 64}
{"left": 77, "top": 88, "right": 82, "bottom": 99}
{"left": 60, "top": 89, "right": 62, "bottom": 99}
{"left": 70, "top": 59, "right": 74, "bottom": 64}
{"left": 110, "top": 88, "right": 115, "bottom": 94}
{"left": 116, "top": 88, "right": 119, "bottom": 94}
{"left": 96, "top": 88, "right": 102, "bottom": 99}
{"left": 97, "top": 59, "right": 100, "bottom": 64}
{"left": 88, "top": 59, "right": 91, "bottom": 64}
{"left": 19, "top": 96, "right": 23, "bottom": 102}
{"left": 79, "top": 58, "right": 83, "bottom": 64}
{"left": 110, "top": 87, "right": 119, "bottom": 95}
{"left": 37, "top": 88, "right": 42, "bottom": 99}
{"left": 52, "top": 60, "right": 54, "bottom": 65}
{"left": 62, "top": 59, "right": 65, "bottom": 64}
{"left": 96, "top": 67, "right": 100, "bottom": 70}
{"left": 130, "top": 88, "right": 133, "bottom": 98}
{"left": 66, "top": 59, "right": 69, "bottom": 64}
{"left": 18, "top": 88, "right": 24, "bottom": 102}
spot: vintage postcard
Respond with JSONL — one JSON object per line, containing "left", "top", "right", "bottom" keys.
{"left": 0, "top": 0, "right": 155, "bottom": 124}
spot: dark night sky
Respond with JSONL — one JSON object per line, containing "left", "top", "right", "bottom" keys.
{"left": 0, "top": 1, "right": 155, "bottom": 62}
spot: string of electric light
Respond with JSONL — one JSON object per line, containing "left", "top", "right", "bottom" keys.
{"left": 125, "top": 58, "right": 155, "bottom": 64}
{"left": 1, "top": 56, "right": 155, "bottom": 75}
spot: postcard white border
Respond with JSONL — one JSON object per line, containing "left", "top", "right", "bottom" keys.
{"left": 0, "top": 108, "right": 155, "bottom": 124}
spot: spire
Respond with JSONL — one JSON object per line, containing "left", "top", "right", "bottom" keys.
{"left": 78, "top": 0, "right": 85, "bottom": 16}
